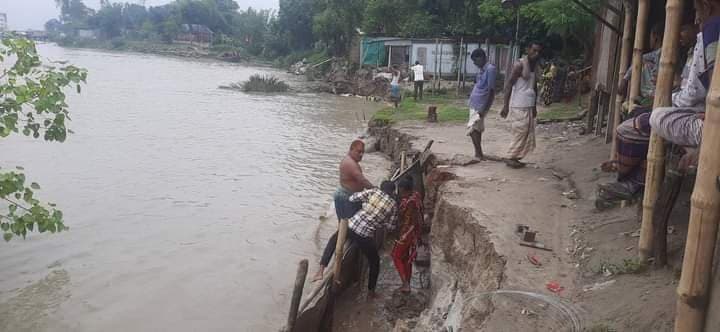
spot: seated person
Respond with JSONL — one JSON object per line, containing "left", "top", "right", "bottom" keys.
{"left": 618, "top": 23, "right": 664, "bottom": 112}
{"left": 650, "top": 2, "right": 720, "bottom": 169}
{"left": 600, "top": 16, "right": 717, "bottom": 200}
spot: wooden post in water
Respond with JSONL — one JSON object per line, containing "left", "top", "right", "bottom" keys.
{"left": 285, "top": 259, "right": 308, "bottom": 332}
{"left": 674, "top": 27, "right": 720, "bottom": 332}
{"left": 333, "top": 219, "right": 349, "bottom": 285}
{"left": 610, "top": 1, "right": 635, "bottom": 158}
{"left": 638, "top": 0, "right": 682, "bottom": 263}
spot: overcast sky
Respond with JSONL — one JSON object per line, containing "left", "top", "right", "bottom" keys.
{"left": 0, "top": 0, "right": 278, "bottom": 30}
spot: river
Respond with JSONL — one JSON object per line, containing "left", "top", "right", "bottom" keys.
{"left": 0, "top": 44, "right": 388, "bottom": 331}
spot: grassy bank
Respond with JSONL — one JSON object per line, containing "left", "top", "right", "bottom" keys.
{"left": 372, "top": 93, "right": 467, "bottom": 125}
{"left": 537, "top": 103, "right": 585, "bottom": 121}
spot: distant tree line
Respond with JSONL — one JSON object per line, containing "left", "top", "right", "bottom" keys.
{"left": 45, "top": 0, "right": 599, "bottom": 59}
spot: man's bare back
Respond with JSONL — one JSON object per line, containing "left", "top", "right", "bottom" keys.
{"left": 339, "top": 153, "right": 373, "bottom": 193}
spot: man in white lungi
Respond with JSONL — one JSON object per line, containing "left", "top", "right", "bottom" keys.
{"left": 500, "top": 42, "right": 543, "bottom": 168}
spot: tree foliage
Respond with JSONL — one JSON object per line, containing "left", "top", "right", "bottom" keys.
{"left": 45, "top": 0, "right": 598, "bottom": 59}
{"left": 0, "top": 38, "right": 87, "bottom": 241}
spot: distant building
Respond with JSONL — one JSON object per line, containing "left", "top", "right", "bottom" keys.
{"left": 176, "top": 24, "right": 214, "bottom": 46}
{"left": 0, "top": 13, "right": 7, "bottom": 32}
{"left": 359, "top": 37, "right": 518, "bottom": 77}
{"left": 76, "top": 29, "right": 98, "bottom": 39}
{"left": 26, "top": 30, "right": 49, "bottom": 41}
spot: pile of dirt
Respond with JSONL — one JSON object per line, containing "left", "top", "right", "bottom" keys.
{"left": 341, "top": 101, "right": 686, "bottom": 331}
{"left": 289, "top": 58, "right": 399, "bottom": 98}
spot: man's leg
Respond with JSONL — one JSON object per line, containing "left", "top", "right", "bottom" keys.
{"left": 414, "top": 82, "right": 419, "bottom": 100}
{"left": 418, "top": 81, "right": 424, "bottom": 100}
{"left": 349, "top": 230, "right": 381, "bottom": 297}
{"left": 505, "top": 107, "right": 534, "bottom": 167}
{"left": 312, "top": 231, "right": 338, "bottom": 281}
{"left": 650, "top": 107, "right": 704, "bottom": 147}
{"left": 470, "top": 131, "right": 483, "bottom": 159}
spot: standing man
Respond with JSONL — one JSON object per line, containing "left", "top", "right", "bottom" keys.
{"left": 411, "top": 61, "right": 425, "bottom": 100}
{"left": 345, "top": 181, "right": 398, "bottom": 299}
{"left": 312, "top": 140, "right": 374, "bottom": 282}
{"left": 500, "top": 42, "right": 543, "bottom": 168}
{"left": 466, "top": 49, "right": 497, "bottom": 160}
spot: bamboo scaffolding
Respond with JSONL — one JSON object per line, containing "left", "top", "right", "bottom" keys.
{"left": 609, "top": 2, "right": 634, "bottom": 154}
{"left": 639, "top": 0, "right": 683, "bottom": 262}
{"left": 674, "top": 27, "right": 720, "bottom": 332}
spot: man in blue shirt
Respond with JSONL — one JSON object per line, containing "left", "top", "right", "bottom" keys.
{"left": 467, "top": 49, "right": 497, "bottom": 160}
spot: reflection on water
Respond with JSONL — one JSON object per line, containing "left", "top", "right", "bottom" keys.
{"left": 0, "top": 44, "right": 388, "bottom": 331}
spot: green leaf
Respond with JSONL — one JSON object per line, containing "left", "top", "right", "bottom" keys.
{"left": 76, "top": 84, "right": 81, "bottom": 93}
{"left": 15, "top": 166, "right": 24, "bottom": 170}
{"left": 3, "top": 233, "right": 11, "bottom": 242}
{"left": 30, "top": 182, "right": 40, "bottom": 189}
{"left": 8, "top": 205, "right": 16, "bottom": 213}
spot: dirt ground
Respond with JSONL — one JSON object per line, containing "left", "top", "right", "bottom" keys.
{"left": 330, "top": 101, "right": 688, "bottom": 331}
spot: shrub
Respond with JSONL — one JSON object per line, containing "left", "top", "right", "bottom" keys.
{"left": 241, "top": 74, "right": 289, "bottom": 92}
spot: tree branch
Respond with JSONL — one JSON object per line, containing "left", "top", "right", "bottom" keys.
{"left": 1, "top": 197, "right": 31, "bottom": 212}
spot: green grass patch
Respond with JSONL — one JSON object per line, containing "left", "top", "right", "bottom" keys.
{"left": 595, "top": 258, "right": 647, "bottom": 276}
{"left": 372, "top": 94, "right": 467, "bottom": 124}
{"left": 537, "top": 103, "right": 584, "bottom": 121}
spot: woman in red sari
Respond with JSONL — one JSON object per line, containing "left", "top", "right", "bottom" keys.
{"left": 392, "top": 177, "right": 423, "bottom": 293}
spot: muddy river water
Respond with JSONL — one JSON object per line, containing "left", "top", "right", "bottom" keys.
{"left": 0, "top": 44, "right": 387, "bottom": 331}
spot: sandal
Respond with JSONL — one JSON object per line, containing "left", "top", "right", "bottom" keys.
{"left": 598, "top": 181, "right": 640, "bottom": 201}
{"left": 505, "top": 159, "right": 526, "bottom": 169}
{"left": 600, "top": 160, "right": 619, "bottom": 173}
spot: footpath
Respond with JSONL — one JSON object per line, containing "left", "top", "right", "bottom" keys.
{"left": 328, "top": 94, "right": 684, "bottom": 331}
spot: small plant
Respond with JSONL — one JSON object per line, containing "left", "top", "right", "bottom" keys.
{"left": 596, "top": 258, "right": 647, "bottom": 276}
{"left": 239, "top": 74, "right": 289, "bottom": 93}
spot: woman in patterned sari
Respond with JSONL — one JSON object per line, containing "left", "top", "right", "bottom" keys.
{"left": 391, "top": 177, "right": 423, "bottom": 293}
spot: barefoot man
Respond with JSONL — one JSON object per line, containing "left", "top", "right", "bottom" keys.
{"left": 312, "top": 140, "right": 374, "bottom": 282}
{"left": 500, "top": 42, "right": 543, "bottom": 168}
{"left": 466, "top": 48, "right": 497, "bottom": 160}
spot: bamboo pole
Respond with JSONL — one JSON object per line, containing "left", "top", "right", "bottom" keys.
{"left": 674, "top": 29, "right": 720, "bottom": 332}
{"left": 298, "top": 259, "right": 335, "bottom": 313}
{"left": 609, "top": 2, "right": 632, "bottom": 148}
{"left": 285, "top": 259, "right": 308, "bottom": 332}
{"left": 400, "top": 151, "right": 407, "bottom": 172}
{"left": 626, "top": 0, "right": 649, "bottom": 120}
{"left": 333, "top": 219, "right": 348, "bottom": 285}
{"left": 639, "top": 0, "right": 683, "bottom": 262}
{"left": 457, "top": 37, "right": 463, "bottom": 96}
{"left": 628, "top": 0, "right": 650, "bottom": 262}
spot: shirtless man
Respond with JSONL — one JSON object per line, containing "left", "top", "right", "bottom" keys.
{"left": 312, "top": 140, "right": 374, "bottom": 281}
